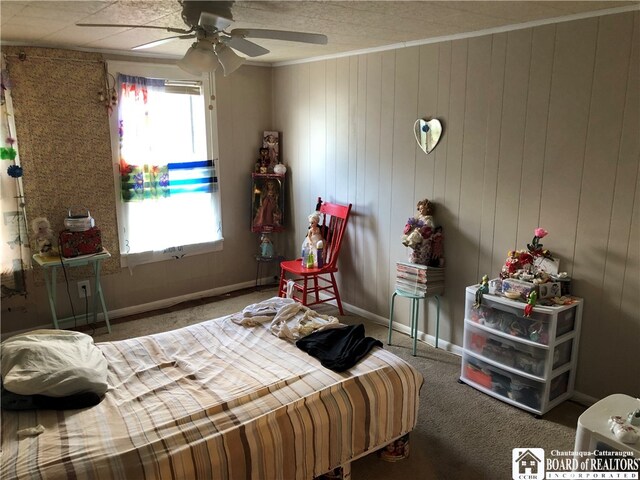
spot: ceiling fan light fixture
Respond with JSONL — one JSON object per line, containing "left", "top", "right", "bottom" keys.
{"left": 214, "top": 42, "right": 245, "bottom": 76}
{"left": 178, "top": 41, "right": 220, "bottom": 75}
{"left": 177, "top": 55, "right": 203, "bottom": 75}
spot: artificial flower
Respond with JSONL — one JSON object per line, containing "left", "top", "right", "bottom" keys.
{"left": 7, "top": 164, "right": 22, "bottom": 178}
{"left": 518, "top": 251, "right": 534, "bottom": 266}
{"left": 534, "top": 228, "right": 548, "bottom": 238}
{"left": 420, "top": 225, "right": 433, "bottom": 239}
{"left": 528, "top": 227, "right": 552, "bottom": 258}
{"left": 406, "top": 217, "right": 424, "bottom": 229}
{"left": 0, "top": 147, "right": 17, "bottom": 160}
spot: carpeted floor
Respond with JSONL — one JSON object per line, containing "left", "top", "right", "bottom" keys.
{"left": 92, "top": 287, "right": 586, "bottom": 479}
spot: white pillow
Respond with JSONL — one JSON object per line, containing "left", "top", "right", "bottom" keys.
{"left": 1, "top": 329, "right": 108, "bottom": 397}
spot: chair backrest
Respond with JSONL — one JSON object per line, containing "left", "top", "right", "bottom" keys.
{"left": 318, "top": 201, "right": 352, "bottom": 269}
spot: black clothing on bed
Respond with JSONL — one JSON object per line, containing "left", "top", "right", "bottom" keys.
{"left": 295, "top": 324, "right": 383, "bottom": 372}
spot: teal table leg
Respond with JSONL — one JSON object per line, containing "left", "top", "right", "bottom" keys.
{"left": 434, "top": 295, "right": 440, "bottom": 349}
{"left": 389, "top": 290, "right": 438, "bottom": 356}
{"left": 408, "top": 299, "right": 414, "bottom": 339}
{"left": 93, "top": 260, "right": 111, "bottom": 333}
{"left": 43, "top": 266, "right": 59, "bottom": 329}
{"left": 92, "top": 262, "right": 100, "bottom": 325}
{"left": 388, "top": 291, "right": 397, "bottom": 345}
{"left": 412, "top": 298, "right": 419, "bottom": 356}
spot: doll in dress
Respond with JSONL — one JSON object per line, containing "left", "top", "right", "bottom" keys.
{"left": 306, "top": 212, "right": 324, "bottom": 249}
{"left": 253, "top": 179, "right": 281, "bottom": 227}
{"left": 402, "top": 199, "right": 438, "bottom": 265}
{"left": 416, "top": 198, "right": 435, "bottom": 228}
{"left": 263, "top": 133, "right": 279, "bottom": 168}
{"left": 259, "top": 234, "right": 274, "bottom": 258}
{"left": 301, "top": 211, "right": 324, "bottom": 267}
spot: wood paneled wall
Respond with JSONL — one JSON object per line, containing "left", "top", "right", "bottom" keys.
{"left": 273, "top": 12, "right": 639, "bottom": 399}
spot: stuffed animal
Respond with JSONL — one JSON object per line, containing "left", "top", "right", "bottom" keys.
{"left": 31, "top": 217, "right": 55, "bottom": 256}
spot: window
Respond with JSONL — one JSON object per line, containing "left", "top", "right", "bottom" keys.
{"left": 107, "top": 62, "right": 222, "bottom": 268}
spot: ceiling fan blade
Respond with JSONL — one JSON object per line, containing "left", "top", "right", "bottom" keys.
{"left": 230, "top": 29, "right": 328, "bottom": 45}
{"left": 198, "top": 11, "right": 232, "bottom": 31}
{"left": 76, "top": 23, "right": 192, "bottom": 35}
{"left": 132, "top": 34, "right": 196, "bottom": 51}
{"left": 223, "top": 36, "right": 269, "bottom": 57}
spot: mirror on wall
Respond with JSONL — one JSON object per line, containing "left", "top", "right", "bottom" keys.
{"left": 413, "top": 118, "right": 443, "bottom": 155}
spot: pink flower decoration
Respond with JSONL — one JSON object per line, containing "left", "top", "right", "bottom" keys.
{"left": 534, "top": 228, "right": 548, "bottom": 238}
{"left": 420, "top": 226, "right": 433, "bottom": 239}
{"left": 518, "top": 251, "right": 534, "bottom": 265}
{"left": 403, "top": 223, "right": 412, "bottom": 234}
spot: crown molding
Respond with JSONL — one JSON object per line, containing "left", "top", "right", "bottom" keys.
{"left": 273, "top": 4, "right": 640, "bottom": 67}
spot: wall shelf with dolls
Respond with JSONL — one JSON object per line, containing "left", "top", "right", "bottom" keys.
{"left": 250, "top": 132, "right": 286, "bottom": 287}
{"left": 251, "top": 131, "right": 286, "bottom": 234}
{"left": 251, "top": 173, "right": 285, "bottom": 233}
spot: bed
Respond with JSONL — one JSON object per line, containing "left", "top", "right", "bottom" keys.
{"left": 1, "top": 298, "right": 423, "bottom": 479}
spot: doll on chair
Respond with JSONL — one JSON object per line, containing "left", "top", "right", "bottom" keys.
{"left": 301, "top": 211, "right": 324, "bottom": 267}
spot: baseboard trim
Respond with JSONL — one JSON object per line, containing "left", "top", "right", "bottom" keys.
{"left": 1, "top": 279, "right": 262, "bottom": 341}
{"left": 106, "top": 279, "right": 263, "bottom": 320}
{"left": 571, "top": 392, "right": 599, "bottom": 407}
{"left": 339, "top": 299, "right": 464, "bottom": 356}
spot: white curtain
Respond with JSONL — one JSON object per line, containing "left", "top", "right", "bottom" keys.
{"left": 116, "top": 74, "right": 222, "bottom": 269}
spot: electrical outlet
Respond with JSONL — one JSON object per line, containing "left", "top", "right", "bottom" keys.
{"left": 77, "top": 280, "right": 91, "bottom": 298}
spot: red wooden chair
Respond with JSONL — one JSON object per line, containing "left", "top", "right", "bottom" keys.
{"left": 278, "top": 199, "right": 352, "bottom": 314}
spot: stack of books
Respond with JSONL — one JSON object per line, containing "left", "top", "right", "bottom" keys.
{"left": 395, "top": 261, "right": 445, "bottom": 296}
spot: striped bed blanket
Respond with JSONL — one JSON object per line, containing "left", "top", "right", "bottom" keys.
{"left": 1, "top": 303, "right": 423, "bottom": 479}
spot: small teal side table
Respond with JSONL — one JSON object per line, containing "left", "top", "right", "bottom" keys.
{"left": 388, "top": 289, "right": 440, "bottom": 356}
{"left": 32, "top": 249, "right": 112, "bottom": 333}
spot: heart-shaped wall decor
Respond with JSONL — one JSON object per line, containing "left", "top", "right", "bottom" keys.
{"left": 413, "top": 118, "right": 443, "bottom": 155}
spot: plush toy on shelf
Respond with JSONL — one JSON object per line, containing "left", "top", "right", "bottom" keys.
{"left": 31, "top": 217, "right": 55, "bottom": 256}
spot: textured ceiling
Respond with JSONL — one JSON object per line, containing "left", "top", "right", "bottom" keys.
{"left": 1, "top": 1, "right": 638, "bottom": 63}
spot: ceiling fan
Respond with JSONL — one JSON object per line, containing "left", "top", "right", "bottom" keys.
{"left": 76, "top": 0, "right": 328, "bottom": 76}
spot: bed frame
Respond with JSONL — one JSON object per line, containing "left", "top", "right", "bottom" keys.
{"left": 1, "top": 301, "right": 423, "bottom": 479}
